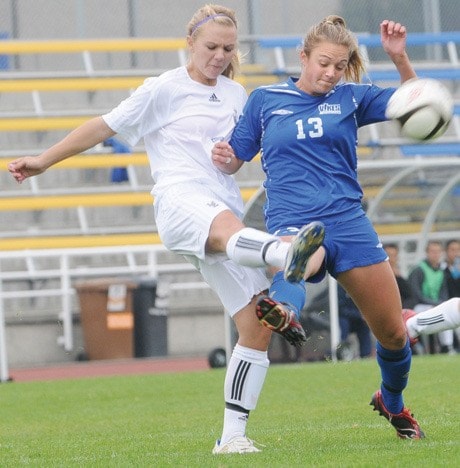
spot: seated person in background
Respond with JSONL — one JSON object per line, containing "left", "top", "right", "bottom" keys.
{"left": 408, "top": 240, "right": 450, "bottom": 354}
{"left": 384, "top": 243, "right": 417, "bottom": 309}
{"left": 337, "top": 285, "right": 373, "bottom": 360}
{"left": 443, "top": 239, "right": 460, "bottom": 352}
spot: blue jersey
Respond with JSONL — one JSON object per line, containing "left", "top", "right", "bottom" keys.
{"left": 230, "top": 77, "right": 395, "bottom": 233}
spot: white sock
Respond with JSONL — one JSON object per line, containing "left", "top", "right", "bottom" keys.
{"left": 226, "top": 227, "right": 289, "bottom": 268}
{"left": 407, "top": 298, "right": 460, "bottom": 338}
{"left": 219, "top": 344, "right": 269, "bottom": 444}
{"left": 438, "top": 329, "right": 454, "bottom": 348}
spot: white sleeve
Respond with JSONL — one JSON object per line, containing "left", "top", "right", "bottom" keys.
{"left": 102, "top": 77, "right": 163, "bottom": 146}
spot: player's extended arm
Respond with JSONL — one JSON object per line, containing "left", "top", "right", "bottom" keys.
{"left": 380, "top": 20, "right": 417, "bottom": 84}
{"left": 8, "top": 117, "right": 115, "bottom": 183}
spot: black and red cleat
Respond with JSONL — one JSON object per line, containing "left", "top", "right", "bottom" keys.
{"left": 370, "top": 390, "right": 425, "bottom": 439}
{"left": 256, "top": 295, "right": 307, "bottom": 347}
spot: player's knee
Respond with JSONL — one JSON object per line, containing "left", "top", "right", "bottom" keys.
{"left": 237, "top": 323, "right": 271, "bottom": 351}
{"left": 378, "top": 324, "right": 408, "bottom": 350}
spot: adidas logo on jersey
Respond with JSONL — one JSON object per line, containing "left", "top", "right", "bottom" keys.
{"left": 209, "top": 93, "right": 221, "bottom": 102}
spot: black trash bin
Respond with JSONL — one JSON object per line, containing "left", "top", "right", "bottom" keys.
{"left": 132, "top": 278, "right": 168, "bottom": 357}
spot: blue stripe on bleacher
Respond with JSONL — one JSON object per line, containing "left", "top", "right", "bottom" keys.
{"left": 365, "top": 68, "right": 460, "bottom": 82}
{"left": 401, "top": 142, "right": 460, "bottom": 156}
{"left": 258, "top": 31, "right": 460, "bottom": 49}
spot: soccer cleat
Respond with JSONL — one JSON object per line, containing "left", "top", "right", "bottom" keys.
{"left": 370, "top": 390, "right": 425, "bottom": 440}
{"left": 402, "top": 308, "right": 419, "bottom": 347}
{"left": 284, "top": 221, "right": 325, "bottom": 283}
{"left": 212, "top": 436, "right": 261, "bottom": 454}
{"left": 256, "top": 295, "right": 307, "bottom": 347}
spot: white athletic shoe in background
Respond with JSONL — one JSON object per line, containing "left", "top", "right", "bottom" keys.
{"left": 212, "top": 436, "right": 261, "bottom": 454}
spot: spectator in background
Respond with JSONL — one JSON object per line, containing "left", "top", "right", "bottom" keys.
{"left": 444, "top": 239, "right": 460, "bottom": 297}
{"left": 337, "top": 285, "right": 373, "bottom": 360}
{"left": 444, "top": 239, "right": 460, "bottom": 352}
{"left": 408, "top": 240, "right": 450, "bottom": 354}
{"left": 384, "top": 243, "right": 417, "bottom": 309}
{"left": 104, "top": 137, "right": 131, "bottom": 183}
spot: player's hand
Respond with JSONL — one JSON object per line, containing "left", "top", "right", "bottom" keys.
{"left": 211, "top": 141, "right": 241, "bottom": 174}
{"left": 8, "top": 156, "right": 47, "bottom": 183}
{"left": 380, "top": 20, "right": 407, "bottom": 58}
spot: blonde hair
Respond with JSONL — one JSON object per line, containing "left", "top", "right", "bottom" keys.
{"left": 302, "top": 15, "right": 365, "bottom": 83}
{"left": 187, "top": 4, "right": 240, "bottom": 79}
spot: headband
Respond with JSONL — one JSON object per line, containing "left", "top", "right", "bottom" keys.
{"left": 191, "top": 13, "right": 233, "bottom": 35}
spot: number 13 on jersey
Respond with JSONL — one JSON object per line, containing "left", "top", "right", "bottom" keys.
{"left": 296, "top": 117, "right": 323, "bottom": 139}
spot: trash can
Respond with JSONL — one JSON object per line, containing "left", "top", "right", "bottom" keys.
{"left": 76, "top": 278, "right": 137, "bottom": 360}
{"left": 76, "top": 276, "right": 168, "bottom": 360}
{"left": 132, "top": 278, "right": 168, "bottom": 357}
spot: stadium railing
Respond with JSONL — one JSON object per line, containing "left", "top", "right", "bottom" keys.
{"left": 0, "top": 243, "right": 208, "bottom": 382}
{"left": 256, "top": 31, "right": 460, "bottom": 76}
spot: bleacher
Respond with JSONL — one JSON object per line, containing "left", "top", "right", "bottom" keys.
{"left": 2, "top": 33, "right": 458, "bottom": 239}
{"left": 1, "top": 32, "right": 459, "bottom": 376}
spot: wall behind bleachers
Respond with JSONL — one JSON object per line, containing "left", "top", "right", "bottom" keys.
{"left": 2, "top": 1, "right": 458, "bottom": 49}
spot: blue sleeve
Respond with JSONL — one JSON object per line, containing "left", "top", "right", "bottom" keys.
{"left": 230, "top": 88, "right": 264, "bottom": 161}
{"left": 355, "top": 85, "right": 396, "bottom": 127}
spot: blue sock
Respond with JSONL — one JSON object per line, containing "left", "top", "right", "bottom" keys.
{"left": 376, "top": 339, "right": 411, "bottom": 414}
{"left": 268, "top": 271, "right": 306, "bottom": 319}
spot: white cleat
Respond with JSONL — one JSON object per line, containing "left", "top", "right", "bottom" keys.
{"left": 212, "top": 436, "right": 261, "bottom": 454}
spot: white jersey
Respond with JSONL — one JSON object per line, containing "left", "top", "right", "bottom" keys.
{"left": 102, "top": 66, "right": 247, "bottom": 202}
{"left": 103, "top": 67, "right": 269, "bottom": 314}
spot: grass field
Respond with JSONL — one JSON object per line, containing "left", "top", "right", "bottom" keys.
{"left": 1, "top": 354, "right": 459, "bottom": 467}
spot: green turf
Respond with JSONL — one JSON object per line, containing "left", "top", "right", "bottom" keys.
{"left": 1, "top": 354, "right": 459, "bottom": 467}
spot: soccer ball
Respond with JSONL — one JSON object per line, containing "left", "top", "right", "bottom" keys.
{"left": 385, "top": 78, "right": 453, "bottom": 141}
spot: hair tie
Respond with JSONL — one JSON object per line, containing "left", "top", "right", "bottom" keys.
{"left": 191, "top": 13, "right": 232, "bottom": 34}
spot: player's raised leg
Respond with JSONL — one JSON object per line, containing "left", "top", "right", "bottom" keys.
{"left": 403, "top": 298, "right": 460, "bottom": 345}
{"left": 256, "top": 222, "right": 325, "bottom": 347}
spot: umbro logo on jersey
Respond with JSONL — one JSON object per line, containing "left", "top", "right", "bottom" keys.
{"left": 209, "top": 93, "right": 221, "bottom": 102}
{"left": 271, "top": 109, "right": 293, "bottom": 115}
{"left": 207, "top": 201, "right": 219, "bottom": 208}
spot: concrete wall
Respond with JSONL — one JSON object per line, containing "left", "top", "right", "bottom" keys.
{"left": 6, "top": 303, "right": 226, "bottom": 368}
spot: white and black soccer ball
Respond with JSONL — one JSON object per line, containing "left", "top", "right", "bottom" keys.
{"left": 385, "top": 78, "right": 453, "bottom": 141}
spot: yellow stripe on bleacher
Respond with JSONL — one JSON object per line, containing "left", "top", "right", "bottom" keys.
{"left": 0, "top": 222, "right": 432, "bottom": 252}
{"left": 0, "top": 232, "right": 163, "bottom": 251}
{"left": 0, "top": 153, "right": 149, "bottom": 170}
{"left": 6, "top": 192, "right": 153, "bottom": 211}
{"left": 0, "top": 77, "right": 147, "bottom": 93}
{"left": 0, "top": 76, "right": 277, "bottom": 93}
{"left": 0, "top": 116, "right": 93, "bottom": 132}
{"left": 1, "top": 188, "right": 260, "bottom": 211}
{"left": 54, "top": 153, "right": 149, "bottom": 169}
{"left": 0, "top": 38, "right": 186, "bottom": 54}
